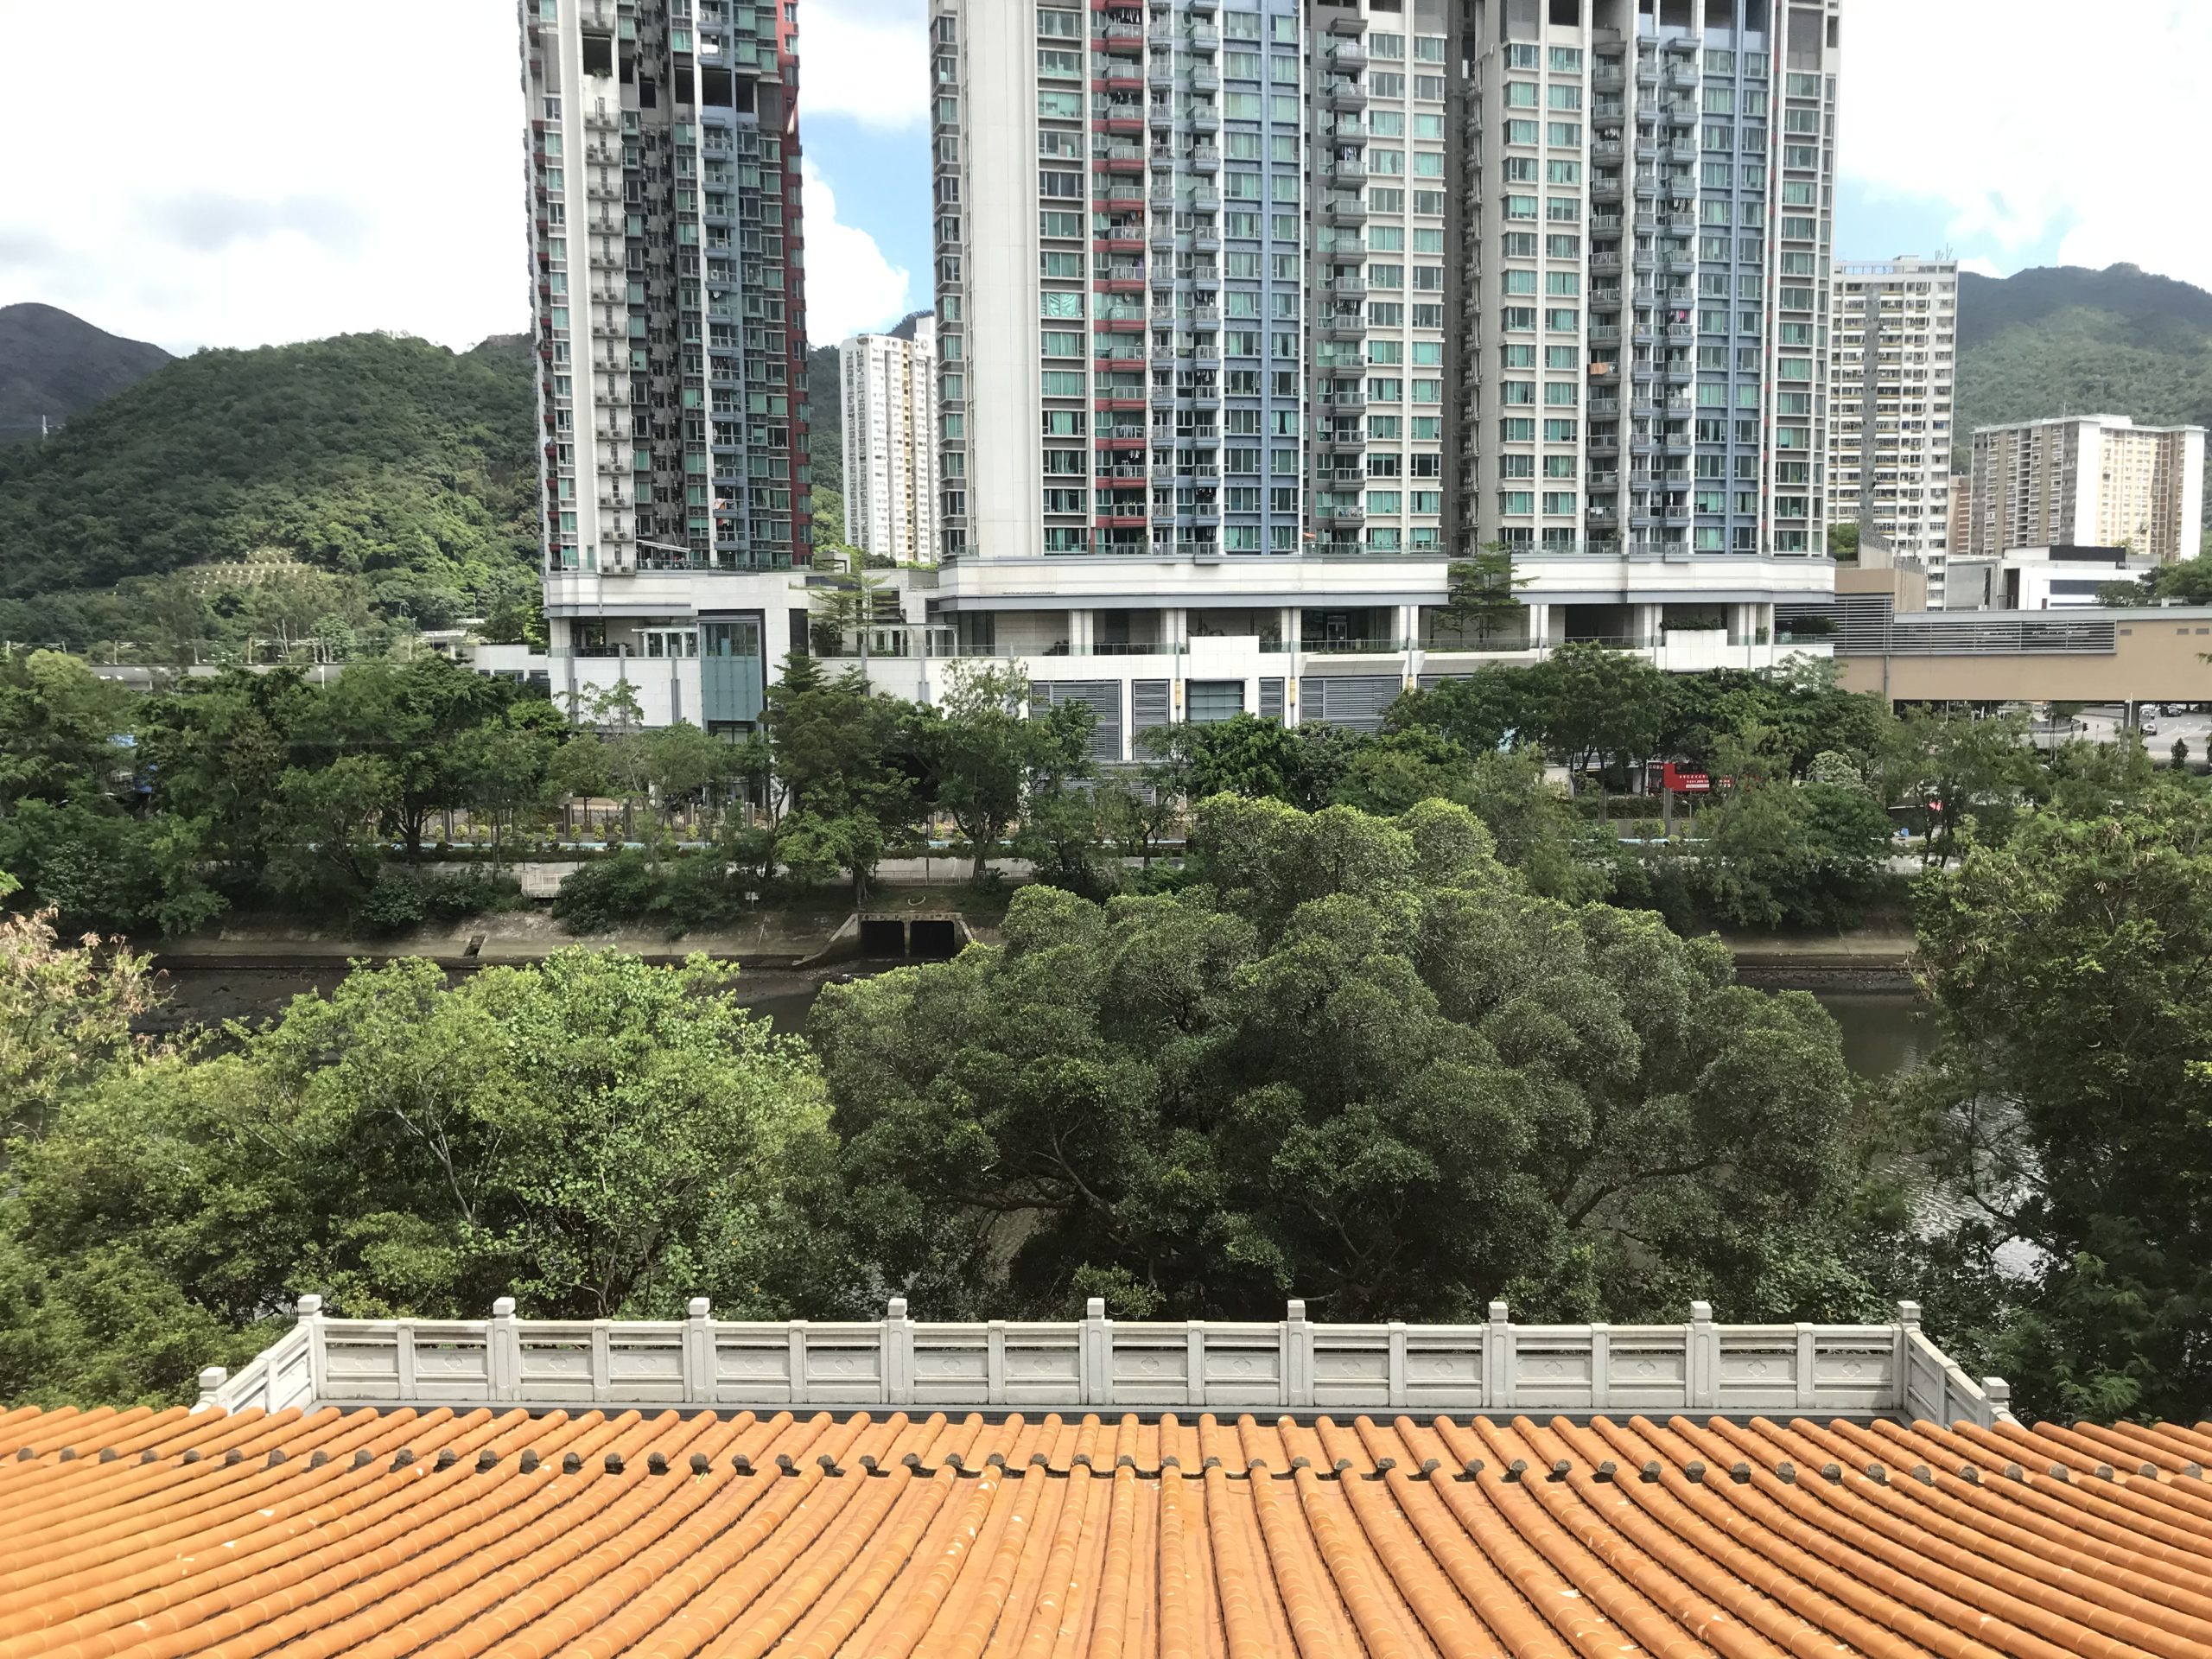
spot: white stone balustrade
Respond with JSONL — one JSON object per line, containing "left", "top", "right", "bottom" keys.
{"left": 194, "top": 1294, "right": 2015, "bottom": 1427}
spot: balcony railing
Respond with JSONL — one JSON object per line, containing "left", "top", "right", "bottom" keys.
{"left": 198, "top": 1297, "right": 2012, "bottom": 1426}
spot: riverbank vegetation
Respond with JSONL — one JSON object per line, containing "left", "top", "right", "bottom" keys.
{"left": 0, "top": 641, "right": 2158, "bottom": 946}
{"left": 4, "top": 771, "right": 2207, "bottom": 1423}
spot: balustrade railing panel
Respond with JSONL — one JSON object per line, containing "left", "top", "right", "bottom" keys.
{"left": 194, "top": 1294, "right": 2012, "bottom": 1426}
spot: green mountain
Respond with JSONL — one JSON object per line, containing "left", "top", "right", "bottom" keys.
{"left": 0, "top": 303, "right": 173, "bottom": 443}
{"left": 1955, "top": 264, "right": 2212, "bottom": 505}
{"left": 0, "top": 328, "right": 539, "bottom": 648}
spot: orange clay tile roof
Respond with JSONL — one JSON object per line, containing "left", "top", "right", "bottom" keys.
{"left": 2, "top": 1405, "right": 2209, "bottom": 1659}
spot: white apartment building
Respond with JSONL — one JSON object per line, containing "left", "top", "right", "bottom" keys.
{"left": 905, "top": 0, "right": 1841, "bottom": 757}
{"left": 838, "top": 320, "right": 940, "bottom": 563}
{"left": 1969, "top": 415, "right": 2207, "bottom": 566}
{"left": 1828, "top": 257, "right": 1956, "bottom": 591}
{"left": 520, "top": 0, "right": 813, "bottom": 731}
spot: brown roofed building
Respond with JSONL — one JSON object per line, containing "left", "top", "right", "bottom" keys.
{"left": 2, "top": 1297, "right": 2207, "bottom": 1659}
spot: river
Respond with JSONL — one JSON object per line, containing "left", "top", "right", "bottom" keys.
{"left": 143, "top": 962, "right": 1929, "bottom": 1077}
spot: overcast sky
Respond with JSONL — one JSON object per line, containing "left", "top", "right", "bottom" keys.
{"left": 1, "top": 0, "right": 2202, "bottom": 356}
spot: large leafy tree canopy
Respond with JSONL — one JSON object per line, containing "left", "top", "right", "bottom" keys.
{"left": 0, "top": 950, "right": 838, "bottom": 1407}
{"left": 1912, "top": 787, "right": 2212, "bottom": 1423}
{"left": 814, "top": 795, "right": 1880, "bottom": 1325}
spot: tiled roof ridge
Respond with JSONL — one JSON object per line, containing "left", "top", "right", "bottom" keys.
{"left": 8, "top": 1407, "right": 2209, "bottom": 1485}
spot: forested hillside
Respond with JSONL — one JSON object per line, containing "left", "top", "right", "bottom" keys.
{"left": 1956, "top": 264, "right": 2212, "bottom": 506}
{"left": 0, "top": 331, "right": 539, "bottom": 649}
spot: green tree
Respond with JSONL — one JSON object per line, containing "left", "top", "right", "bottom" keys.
{"left": 1384, "top": 668, "right": 1536, "bottom": 758}
{"left": 908, "top": 663, "right": 1066, "bottom": 880}
{"left": 814, "top": 795, "right": 1879, "bottom": 1324}
{"left": 1136, "top": 714, "right": 1363, "bottom": 813}
{"left": 1522, "top": 643, "right": 1669, "bottom": 786}
{"left": 1897, "top": 706, "right": 2039, "bottom": 866}
{"left": 1678, "top": 781, "right": 1898, "bottom": 930}
{"left": 1434, "top": 543, "right": 1529, "bottom": 646}
{"left": 1912, "top": 789, "right": 2212, "bottom": 1421}
{"left": 0, "top": 651, "right": 136, "bottom": 807}
{"left": 1827, "top": 521, "right": 1860, "bottom": 563}
{"left": 302, "top": 656, "right": 515, "bottom": 859}
{"left": 1, "top": 951, "right": 840, "bottom": 1405}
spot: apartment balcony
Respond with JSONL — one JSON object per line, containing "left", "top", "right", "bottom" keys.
{"left": 1104, "top": 107, "right": 1147, "bottom": 134}
{"left": 1592, "top": 139, "right": 1624, "bottom": 165}
{"left": 1189, "top": 143, "right": 1220, "bottom": 173}
{"left": 1187, "top": 307, "right": 1221, "bottom": 330}
{"left": 1591, "top": 176, "right": 1624, "bottom": 203}
{"left": 1667, "top": 63, "right": 1698, "bottom": 89}
{"left": 1325, "top": 505, "right": 1367, "bottom": 528}
{"left": 1096, "top": 19, "right": 1142, "bottom": 45}
{"left": 1667, "top": 321, "right": 1695, "bottom": 343}
{"left": 1321, "top": 429, "right": 1365, "bottom": 453}
{"left": 1324, "top": 276, "right": 1366, "bottom": 299}
{"left": 1634, "top": 139, "right": 1659, "bottom": 165}
{"left": 1102, "top": 184, "right": 1147, "bottom": 211}
{"left": 1103, "top": 66, "right": 1145, "bottom": 93}
{"left": 1589, "top": 324, "right": 1622, "bottom": 346}
{"left": 1147, "top": 101, "right": 1175, "bottom": 129}
{"left": 1323, "top": 3, "right": 1365, "bottom": 32}
{"left": 1587, "top": 436, "right": 1622, "bottom": 459}
{"left": 1324, "top": 158, "right": 1368, "bottom": 187}
{"left": 1635, "top": 61, "right": 1660, "bottom": 89}
{"left": 1590, "top": 252, "right": 1624, "bottom": 276}
{"left": 1590, "top": 213, "right": 1624, "bottom": 238}
{"left": 1588, "top": 396, "right": 1623, "bottom": 416}
{"left": 1101, "top": 143, "right": 1146, "bottom": 171}
{"left": 1188, "top": 24, "right": 1220, "bottom": 52}
{"left": 1321, "top": 309, "right": 1365, "bottom": 342}
{"left": 1323, "top": 78, "right": 1368, "bottom": 111}
{"left": 1148, "top": 60, "right": 1177, "bottom": 90}
{"left": 1664, "top": 216, "right": 1697, "bottom": 239}
{"left": 1189, "top": 266, "right": 1222, "bottom": 290}
{"left": 1320, "top": 391, "right": 1368, "bottom": 412}
{"left": 1186, "top": 0, "right": 1217, "bottom": 13}
{"left": 1662, "top": 467, "right": 1693, "bottom": 488}
{"left": 1633, "top": 175, "right": 1659, "bottom": 200}
{"left": 1323, "top": 194, "right": 1368, "bottom": 226}
{"left": 1593, "top": 67, "right": 1625, "bottom": 93}
{"left": 1188, "top": 108, "right": 1221, "bottom": 131}
{"left": 1631, "top": 285, "right": 1658, "bottom": 308}
{"left": 1190, "top": 67, "right": 1219, "bottom": 93}
{"left": 1148, "top": 188, "right": 1178, "bottom": 213}
{"left": 1101, "top": 264, "right": 1147, "bottom": 291}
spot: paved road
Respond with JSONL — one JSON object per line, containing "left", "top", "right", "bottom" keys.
{"left": 2036, "top": 704, "right": 2210, "bottom": 758}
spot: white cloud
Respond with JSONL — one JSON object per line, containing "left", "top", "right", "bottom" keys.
{"left": 803, "top": 0, "right": 929, "bottom": 130}
{"left": 0, "top": 1, "right": 521, "bottom": 353}
{"left": 1956, "top": 256, "right": 2004, "bottom": 280}
{"left": 1842, "top": 0, "right": 2212, "bottom": 289}
{"left": 800, "top": 162, "right": 912, "bottom": 341}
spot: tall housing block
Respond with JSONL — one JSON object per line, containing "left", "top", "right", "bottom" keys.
{"left": 522, "top": 0, "right": 812, "bottom": 728}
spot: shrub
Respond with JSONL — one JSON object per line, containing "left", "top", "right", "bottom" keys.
{"left": 355, "top": 873, "right": 427, "bottom": 935}
{"left": 550, "top": 850, "right": 741, "bottom": 937}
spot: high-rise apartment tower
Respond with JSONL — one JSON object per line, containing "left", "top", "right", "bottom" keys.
{"left": 932, "top": 0, "right": 1841, "bottom": 565}
{"left": 1969, "top": 415, "right": 2206, "bottom": 565}
{"left": 839, "top": 320, "right": 941, "bottom": 563}
{"left": 1827, "top": 256, "right": 1956, "bottom": 588}
{"left": 1457, "top": 0, "right": 1842, "bottom": 561}
{"left": 521, "top": 0, "right": 812, "bottom": 728}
